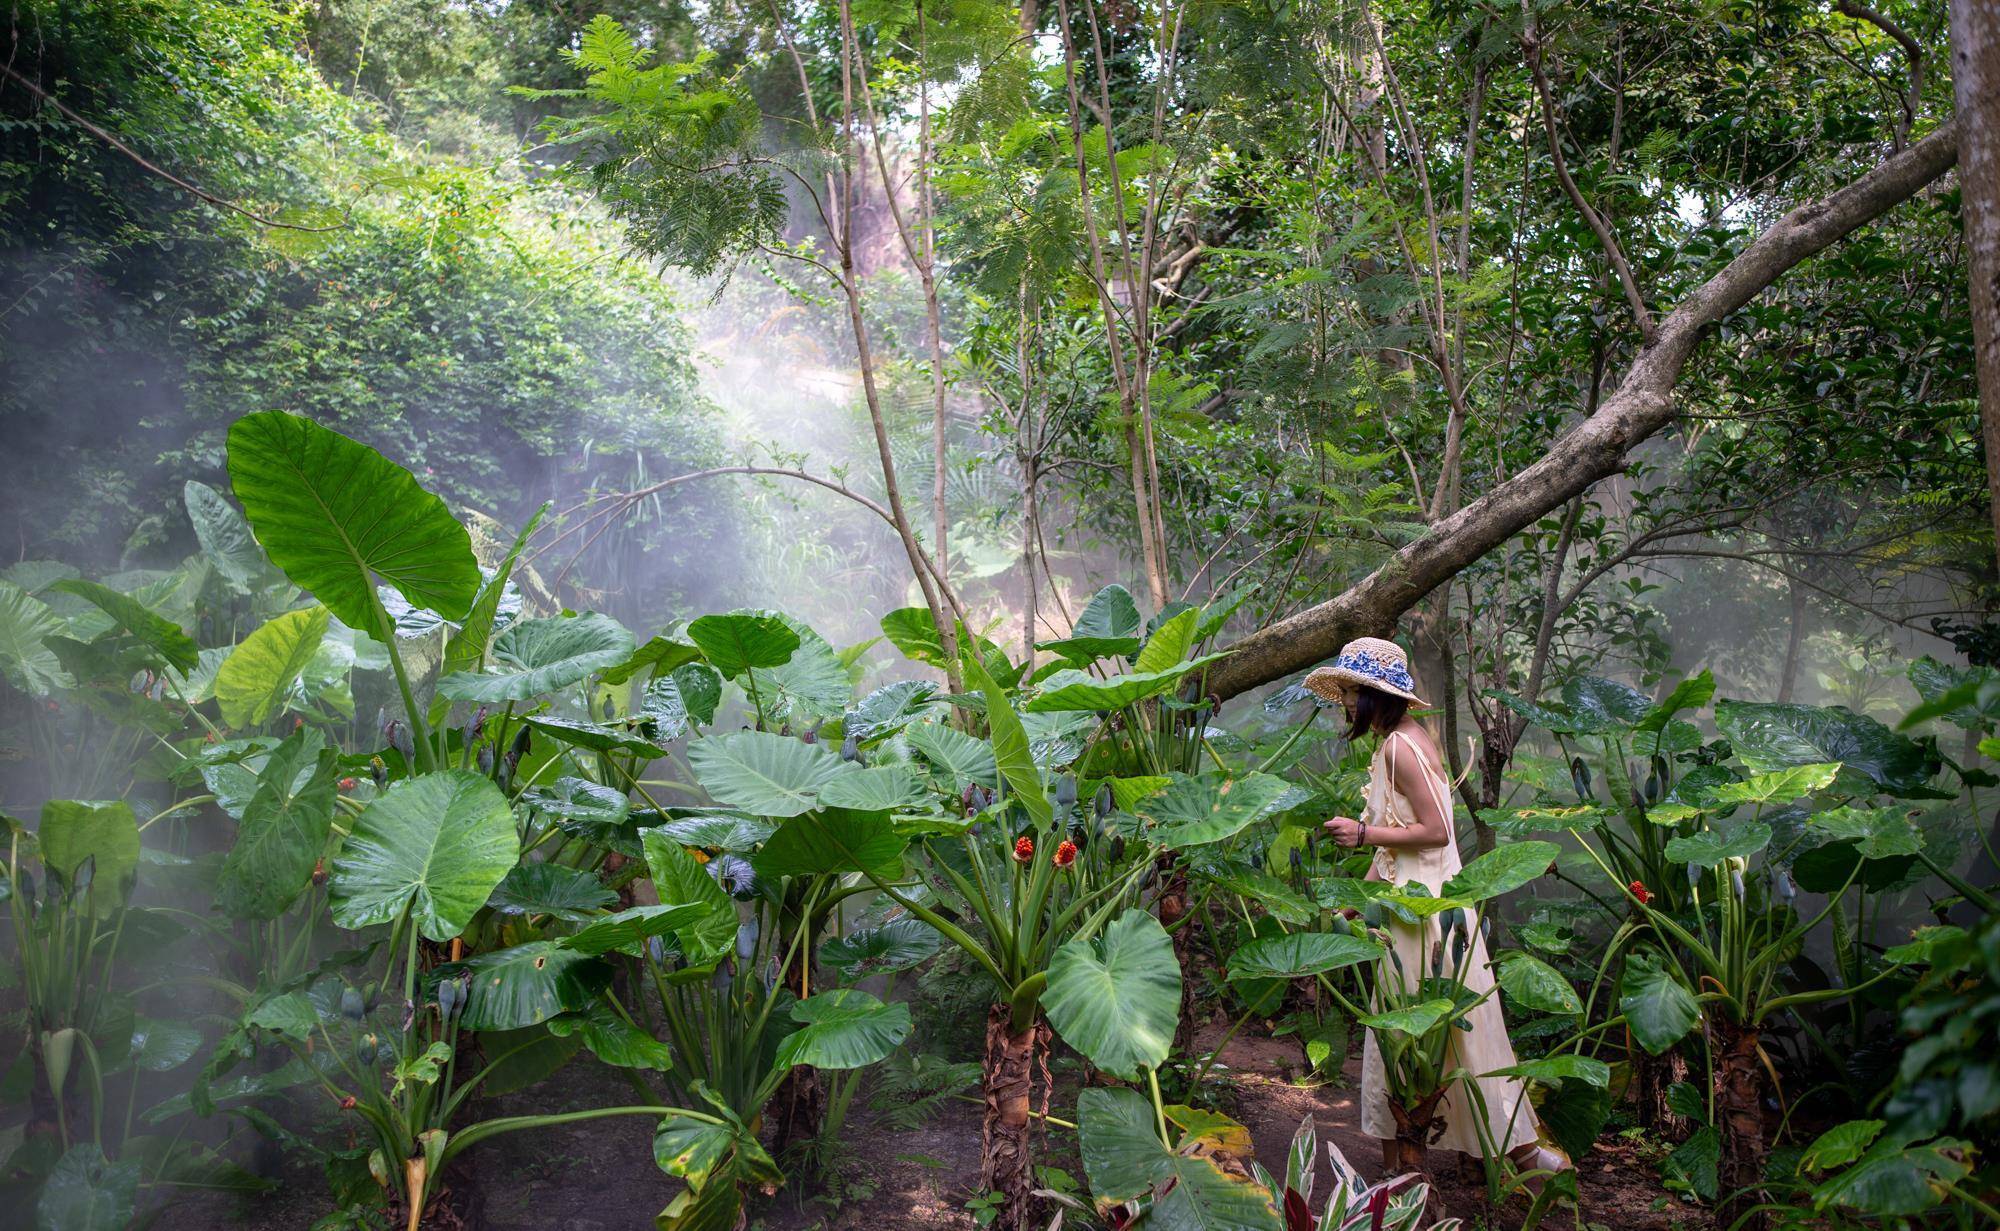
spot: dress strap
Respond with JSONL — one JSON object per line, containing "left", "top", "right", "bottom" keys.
{"left": 1386, "top": 729, "right": 1454, "bottom": 827}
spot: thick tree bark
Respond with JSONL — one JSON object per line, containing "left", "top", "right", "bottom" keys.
{"left": 1712, "top": 1019, "right": 1768, "bottom": 1231}
{"left": 1202, "top": 121, "right": 1961, "bottom": 703}
{"left": 980, "top": 1005, "right": 1040, "bottom": 1231}
{"left": 1952, "top": 0, "right": 2000, "bottom": 575}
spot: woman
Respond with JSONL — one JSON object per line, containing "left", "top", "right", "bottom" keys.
{"left": 1304, "top": 637, "right": 1571, "bottom": 1181}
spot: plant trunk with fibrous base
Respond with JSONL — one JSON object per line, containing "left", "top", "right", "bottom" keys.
{"left": 1711, "top": 1018, "right": 1769, "bottom": 1231}
{"left": 980, "top": 1005, "right": 1044, "bottom": 1231}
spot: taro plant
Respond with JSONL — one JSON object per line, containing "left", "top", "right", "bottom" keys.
{"left": 3, "top": 801, "right": 270, "bottom": 1227}
{"left": 1505, "top": 681, "right": 1954, "bottom": 1231}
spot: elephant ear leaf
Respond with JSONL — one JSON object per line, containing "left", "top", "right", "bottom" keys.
{"left": 48, "top": 580, "right": 198, "bottom": 675}
{"left": 1619, "top": 951, "right": 1698, "bottom": 1055}
{"left": 1079, "top": 1088, "right": 1279, "bottom": 1231}
{"left": 1714, "top": 700, "right": 1938, "bottom": 798}
{"left": 330, "top": 771, "right": 517, "bottom": 940}
{"left": 216, "top": 727, "right": 339, "bottom": 920}
{"left": 1042, "top": 910, "right": 1181, "bottom": 1080}
{"left": 773, "top": 989, "right": 912, "bottom": 1071}
{"left": 226, "top": 411, "right": 481, "bottom": 634}
{"left": 686, "top": 610, "right": 798, "bottom": 677}
{"left": 214, "top": 605, "right": 331, "bottom": 727}
{"left": 436, "top": 612, "right": 633, "bottom": 703}
{"left": 1037, "top": 584, "right": 1144, "bottom": 664}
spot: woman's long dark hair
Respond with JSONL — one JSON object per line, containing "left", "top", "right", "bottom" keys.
{"left": 1345, "top": 684, "right": 1410, "bottom": 741}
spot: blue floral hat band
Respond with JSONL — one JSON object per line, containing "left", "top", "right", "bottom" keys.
{"left": 1302, "top": 636, "right": 1427, "bottom": 705}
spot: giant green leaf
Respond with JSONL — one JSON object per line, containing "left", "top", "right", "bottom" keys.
{"left": 816, "top": 764, "right": 928, "bottom": 813}
{"left": 547, "top": 1001, "right": 675, "bottom": 1070}
{"left": 0, "top": 580, "right": 73, "bottom": 696}
{"left": 1664, "top": 821, "right": 1771, "bottom": 868}
{"left": 1812, "top": 1136, "right": 1970, "bottom": 1216}
{"left": 436, "top": 506, "right": 543, "bottom": 693}
{"left": 1037, "top": 585, "right": 1143, "bottom": 663}
{"left": 1025, "top": 656, "right": 1226, "bottom": 713}
{"left": 847, "top": 680, "right": 940, "bottom": 740}
{"left": 773, "top": 988, "right": 912, "bottom": 1070}
{"left": 603, "top": 635, "right": 703, "bottom": 687}
{"left": 1441, "top": 840, "right": 1558, "bottom": 902}
{"left": 487, "top": 863, "right": 617, "bottom": 922}
{"left": 521, "top": 716, "right": 667, "bottom": 758}
{"left": 184, "top": 480, "right": 281, "bottom": 595}
{"left": 215, "top": 605, "right": 331, "bottom": 727}
{"left": 752, "top": 808, "right": 907, "bottom": 882}
{"left": 1043, "top": 910, "right": 1181, "bottom": 1080}
{"left": 1707, "top": 763, "right": 1840, "bottom": 807}
{"left": 1715, "top": 700, "right": 1937, "bottom": 797}
{"left": 1078, "top": 1087, "right": 1279, "bottom": 1231}
{"left": 226, "top": 412, "right": 479, "bottom": 633}
{"left": 38, "top": 800, "right": 140, "bottom": 909}
{"left": 1226, "top": 931, "right": 1381, "bottom": 981}
{"left": 880, "top": 606, "right": 949, "bottom": 667}
{"left": 1619, "top": 951, "right": 1698, "bottom": 1055}
{"left": 965, "top": 645, "right": 1052, "bottom": 828}
{"left": 558, "top": 903, "right": 712, "bottom": 956}
{"left": 217, "top": 727, "right": 339, "bottom": 920}
{"left": 36, "top": 1144, "right": 140, "bottom": 1231}
{"left": 1135, "top": 607, "right": 1200, "bottom": 674}
{"left": 1140, "top": 771, "right": 1305, "bottom": 847}
{"left": 904, "top": 720, "right": 997, "bottom": 788}
{"left": 1636, "top": 670, "right": 1715, "bottom": 732}
{"left": 686, "top": 609, "right": 797, "bottom": 677}
{"left": 1357, "top": 999, "right": 1456, "bottom": 1035}
{"left": 687, "top": 730, "right": 850, "bottom": 818}
{"left": 442, "top": 941, "right": 611, "bottom": 1030}
{"left": 1495, "top": 952, "right": 1583, "bottom": 1015}
{"left": 819, "top": 918, "right": 941, "bottom": 980}
{"left": 330, "top": 770, "right": 518, "bottom": 940}
{"left": 437, "top": 611, "right": 634, "bottom": 703}
{"left": 745, "top": 616, "right": 851, "bottom": 721}
{"left": 49, "top": 579, "right": 198, "bottom": 674}
{"left": 638, "top": 829, "right": 736, "bottom": 961}
{"left": 1561, "top": 676, "right": 1652, "bottom": 733}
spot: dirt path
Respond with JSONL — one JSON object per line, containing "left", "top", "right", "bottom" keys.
{"left": 151, "top": 1023, "right": 1705, "bottom": 1230}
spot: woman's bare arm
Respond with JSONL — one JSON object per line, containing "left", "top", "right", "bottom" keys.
{"left": 1323, "top": 732, "right": 1449, "bottom": 852}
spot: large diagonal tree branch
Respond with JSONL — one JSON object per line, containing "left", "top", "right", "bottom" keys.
{"left": 1203, "top": 117, "right": 1962, "bottom": 703}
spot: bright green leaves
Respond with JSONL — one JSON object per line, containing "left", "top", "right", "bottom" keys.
{"left": 1495, "top": 951, "right": 1584, "bottom": 1015}
{"left": 639, "top": 829, "right": 736, "bottom": 962}
{"left": 1025, "top": 657, "right": 1224, "bottom": 713}
{"left": 1134, "top": 607, "right": 1200, "bottom": 674}
{"left": 442, "top": 942, "right": 611, "bottom": 1030}
{"left": 880, "top": 606, "right": 950, "bottom": 668}
{"left": 819, "top": 919, "right": 941, "bottom": 981}
{"left": 1357, "top": 999, "right": 1456, "bottom": 1034}
{"left": 1139, "top": 772, "right": 1304, "bottom": 848}
{"left": 1715, "top": 700, "right": 1937, "bottom": 797}
{"left": 686, "top": 610, "right": 797, "bottom": 677}
{"left": 50, "top": 579, "right": 198, "bottom": 675}
{"left": 330, "top": 770, "right": 518, "bottom": 940}
{"left": 1619, "top": 950, "right": 1699, "bottom": 1055}
{"left": 0, "top": 581, "right": 74, "bottom": 696}
{"left": 214, "top": 605, "right": 330, "bottom": 727}
{"left": 1043, "top": 911, "right": 1181, "bottom": 1080}
{"left": 1037, "top": 584, "right": 1143, "bottom": 663}
{"left": 1706, "top": 762, "right": 1840, "bottom": 807}
{"left": 225, "top": 412, "right": 480, "bottom": 634}
{"left": 436, "top": 611, "right": 634, "bottom": 703}
{"left": 772, "top": 989, "right": 911, "bottom": 1071}
{"left": 37, "top": 800, "right": 141, "bottom": 911}
{"left": 1441, "top": 840, "right": 1559, "bottom": 902}
{"left": 686, "top": 731, "right": 849, "bottom": 818}
{"left": 1225, "top": 932, "right": 1381, "bottom": 982}
{"left": 965, "top": 643, "right": 1051, "bottom": 828}
{"left": 216, "top": 726, "right": 339, "bottom": 920}
{"left": 1078, "top": 1088, "right": 1280, "bottom": 1231}
{"left": 1664, "top": 822, "right": 1772, "bottom": 868}
{"left": 816, "top": 764, "right": 928, "bottom": 813}
{"left": 753, "top": 809, "right": 907, "bottom": 882}
{"left": 184, "top": 479, "right": 283, "bottom": 596}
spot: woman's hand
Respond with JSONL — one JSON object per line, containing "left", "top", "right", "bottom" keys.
{"left": 1324, "top": 815, "right": 1364, "bottom": 847}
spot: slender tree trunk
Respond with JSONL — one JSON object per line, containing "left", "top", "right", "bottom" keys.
{"left": 1953, "top": 0, "right": 2000, "bottom": 576}
{"left": 1712, "top": 1019, "right": 1768, "bottom": 1231}
{"left": 1777, "top": 578, "right": 1808, "bottom": 702}
{"left": 980, "top": 1005, "right": 1039, "bottom": 1231}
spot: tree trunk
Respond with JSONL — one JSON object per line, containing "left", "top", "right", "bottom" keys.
{"left": 981, "top": 1004, "right": 1039, "bottom": 1231}
{"left": 1711, "top": 1019, "right": 1768, "bottom": 1231}
{"left": 1630, "top": 1044, "right": 1690, "bottom": 1140}
{"left": 1200, "top": 122, "right": 1961, "bottom": 704}
{"left": 1384, "top": 1086, "right": 1448, "bottom": 1183}
{"left": 1777, "top": 577, "right": 1808, "bottom": 702}
{"left": 1952, "top": 0, "right": 2000, "bottom": 577}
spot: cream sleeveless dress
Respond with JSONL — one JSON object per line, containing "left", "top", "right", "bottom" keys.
{"left": 1356, "top": 728, "right": 1541, "bottom": 1156}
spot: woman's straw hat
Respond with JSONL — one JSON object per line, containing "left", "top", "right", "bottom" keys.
{"left": 1302, "top": 636, "right": 1427, "bottom": 705}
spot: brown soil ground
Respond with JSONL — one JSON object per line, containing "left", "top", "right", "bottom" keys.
{"left": 150, "top": 1018, "right": 1710, "bottom": 1231}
